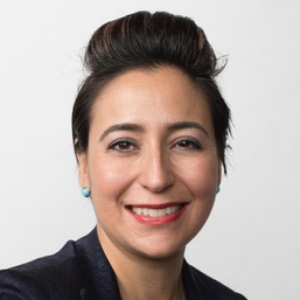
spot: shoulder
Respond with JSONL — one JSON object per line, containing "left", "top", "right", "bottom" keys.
{"left": 183, "top": 261, "right": 247, "bottom": 300}
{"left": 0, "top": 233, "right": 92, "bottom": 300}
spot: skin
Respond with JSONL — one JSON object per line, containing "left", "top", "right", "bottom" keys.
{"left": 77, "top": 66, "right": 221, "bottom": 299}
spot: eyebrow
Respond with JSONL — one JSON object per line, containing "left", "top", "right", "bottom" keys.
{"left": 166, "top": 121, "right": 209, "bottom": 137}
{"left": 99, "top": 123, "right": 144, "bottom": 141}
{"left": 99, "top": 121, "right": 209, "bottom": 141}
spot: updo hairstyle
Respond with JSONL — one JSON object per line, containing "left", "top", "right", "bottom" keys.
{"left": 72, "top": 11, "right": 231, "bottom": 172}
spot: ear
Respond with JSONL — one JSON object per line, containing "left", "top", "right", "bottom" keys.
{"left": 76, "top": 151, "right": 90, "bottom": 189}
{"left": 217, "top": 159, "right": 222, "bottom": 186}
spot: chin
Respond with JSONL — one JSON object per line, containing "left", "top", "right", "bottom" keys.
{"left": 133, "top": 245, "right": 185, "bottom": 261}
{"left": 127, "top": 235, "right": 189, "bottom": 261}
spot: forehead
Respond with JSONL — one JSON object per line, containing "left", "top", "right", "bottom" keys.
{"left": 90, "top": 66, "right": 213, "bottom": 131}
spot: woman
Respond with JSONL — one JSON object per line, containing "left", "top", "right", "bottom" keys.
{"left": 0, "top": 11, "right": 246, "bottom": 299}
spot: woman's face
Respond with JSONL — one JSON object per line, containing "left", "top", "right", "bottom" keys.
{"left": 77, "top": 66, "right": 221, "bottom": 259}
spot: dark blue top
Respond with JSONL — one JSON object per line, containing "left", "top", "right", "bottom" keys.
{"left": 0, "top": 229, "right": 247, "bottom": 299}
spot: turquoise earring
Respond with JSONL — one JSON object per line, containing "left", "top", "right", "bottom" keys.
{"left": 216, "top": 186, "right": 220, "bottom": 194}
{"left": 82, "top": 187, "right": 90, "bottom": 197}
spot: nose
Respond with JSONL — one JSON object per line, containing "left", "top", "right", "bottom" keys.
{"left": 138, "top": 148, "right": 175, "bottom": 193}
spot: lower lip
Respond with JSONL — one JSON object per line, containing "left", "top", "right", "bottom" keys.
{"left": 126, "top": 205, "right": 187, "bottom": 225}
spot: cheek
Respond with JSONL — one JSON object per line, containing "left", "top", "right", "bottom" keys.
{"left": 182, "top": 159, "right": 218, "bottom": 237}
{"left": 88, "top": 162, "right": 126, "bottom": 228}
{"left": 177, "top": 156, "right": 219, "bottom": 195}
{"left": 188, "top": 158, "right": 219, "bottom": 223}
{"left": 88, "top": 157, "right": 134, "bottom": 204}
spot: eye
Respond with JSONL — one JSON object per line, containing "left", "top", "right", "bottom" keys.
{"left": 174, "top": 138, "right": 201, "bottom": 150}
{"left": 108, "top": 139, "right": 137, "bottom": 152}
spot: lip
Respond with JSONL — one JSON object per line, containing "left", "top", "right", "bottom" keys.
{"left": 125, "top": 203, "right": 188, "bottom": 225}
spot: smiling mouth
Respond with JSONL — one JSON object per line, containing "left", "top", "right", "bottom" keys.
{"left": 127, "top": 204, "right": 185, "bottom": 218}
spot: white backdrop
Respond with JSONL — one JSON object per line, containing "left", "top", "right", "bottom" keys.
{"left": 0, "top": 1, "right": 299, "bottom": 299}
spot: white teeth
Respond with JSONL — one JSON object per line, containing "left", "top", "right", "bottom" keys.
{"left": 166, "top": 207, "right": 172, "bottom": 214}
{"left": 149, "top": 209, "right": 158, "bottom": 217}
{"left": 131, "top": 205, "right": 182, "bottom": 217}
{"left": 157, "top": 209, "right": 165, "bottom": 217}
{"left": 134, "top": 207, "right": 142, "bottom": 215}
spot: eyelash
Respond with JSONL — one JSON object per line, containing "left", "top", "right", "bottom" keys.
{"left": 108, "top": 138, "right": 202, "bottom": 153}
{"left": 108, "top": 139, "right": 137, "bottom": 152}
{"left": 173, "top": 138, "right": 202, "bottom": 150}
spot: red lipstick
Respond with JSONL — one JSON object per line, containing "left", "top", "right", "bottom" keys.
{"left": 126, "top": 203, "right": 187, "bottom": 225}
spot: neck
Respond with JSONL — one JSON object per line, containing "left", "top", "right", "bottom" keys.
{"left": 97, "top": 226, "right": 185, "bottom": 300}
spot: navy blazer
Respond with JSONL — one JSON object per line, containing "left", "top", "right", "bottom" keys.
{"left": 0, "top": 229, "right": 247, "bottom": 299}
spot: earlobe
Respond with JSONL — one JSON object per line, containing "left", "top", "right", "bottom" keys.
{"left": 217, "top": 160, "right": 222, "bottom": 187}
{"left": 77, "top": 151, "right": 90, "bottom": 190}
{"left": 215, "top": 162, "right": 222, "bottom": 195}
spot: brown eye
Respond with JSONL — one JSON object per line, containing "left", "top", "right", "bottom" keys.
{"left": 178, "top": 140, "right": 192, "bottom": 148}
{"left": 109, "top": 139, "right": 136, "bottom": 152}
{"left": 175, "top": 139, "right": 201, "bottom": 150}
{"left": 118, "top": 141, "right": 131, "bottom": 149}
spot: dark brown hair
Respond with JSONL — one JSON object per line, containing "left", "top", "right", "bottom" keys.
{"left": 72, "top": 11, "right": 231, "bottom": 172}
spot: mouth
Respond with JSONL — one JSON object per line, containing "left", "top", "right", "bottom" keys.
{"left": 130, "top": 204, "right": 184, "bottom": 217}
{"left": 125, "top": 203, "right": 188, "bottom": 225}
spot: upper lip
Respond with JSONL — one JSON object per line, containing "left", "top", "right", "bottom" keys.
{"left": 126, "top": 202, "right": 188, "bottom": 209}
